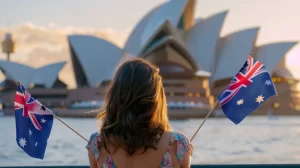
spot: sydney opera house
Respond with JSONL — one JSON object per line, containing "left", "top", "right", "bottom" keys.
{"left": 1, "top": 0, "right": 300, "bottom": 118}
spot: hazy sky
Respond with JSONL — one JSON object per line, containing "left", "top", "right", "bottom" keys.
{"left": 2, "top": 0, "right": 300, "bottom": 43}
{"left": 0, "top": 0, "right": 300, "bottom": 87}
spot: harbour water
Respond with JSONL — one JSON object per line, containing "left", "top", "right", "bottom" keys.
{"left": 1, "top": 116, "right": 300, "bottom": 166}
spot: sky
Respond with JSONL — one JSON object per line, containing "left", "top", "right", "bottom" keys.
{"left": 0, "top": 0, "right": 300, "bottom": 88}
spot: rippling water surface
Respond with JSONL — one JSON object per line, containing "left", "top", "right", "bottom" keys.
{"left": 1, "top": 116, "right": 300, "bottom": 166}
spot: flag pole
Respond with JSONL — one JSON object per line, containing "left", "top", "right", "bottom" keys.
{"left": 17, "top": 82, "right": 88, "bottom": 142}
{"left": 190, "top": 101, "right": 219, "bottom": 142}
{"left": 48, "top": 111, "right": 89, "bottom": 142}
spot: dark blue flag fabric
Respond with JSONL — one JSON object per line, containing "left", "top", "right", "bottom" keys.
{"left": 14, "top": 84, "right": 53, "bottom": 159}
{"left": 217, "top": 56, "right": 277, "bottom": 124}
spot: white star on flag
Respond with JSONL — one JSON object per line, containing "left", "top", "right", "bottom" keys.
{"left": 265, "top": 80, "right": 272, "bottom": 86}
{"left": 41, "top": 118, "right": 46, "bottom": 123}
{"left": 29, "top": 129, "right": 32, "bottom": 135}
{"left": 236, "top": 99, "right": 244, "bottom": 105}
{"left": 35, "top": 142, "right": 38, "bottom": 147}
{"left": 19, "top": 138, "right": 27, "bottom": 148}
{"left": 256, "top": 95, "right": 264, "bottom": 104}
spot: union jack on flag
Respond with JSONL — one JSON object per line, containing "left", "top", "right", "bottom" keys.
{"left": 14, "top": 84, "right": 53, "bottom": 159}
{"left": 217, "top": 55, "right": 277, "bottom": 124}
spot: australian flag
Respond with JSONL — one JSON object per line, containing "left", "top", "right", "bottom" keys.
{"left": 217, "top": 55, "right": 277, "bottom": 124}
{"left": 14, "top": 84, "right": 53, "bottom": 159}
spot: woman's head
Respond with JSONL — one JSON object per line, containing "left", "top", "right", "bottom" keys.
{"left": 97, "top": 58, "right": 171, "bottom": 155}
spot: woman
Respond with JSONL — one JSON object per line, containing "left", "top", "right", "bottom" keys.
{"left": 86, "top": 58, "right": 193, "bottom": 168}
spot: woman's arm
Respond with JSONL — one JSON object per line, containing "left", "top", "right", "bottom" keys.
{"left": 88, "top": 149, "right": 98, "bottom": 168}
{"left": 181, "top": 144, "right": 193, "bottom": 168}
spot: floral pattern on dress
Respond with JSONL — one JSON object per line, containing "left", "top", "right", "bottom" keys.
{"left": 172, "top": 131, "right": 192, "bottom": 163}
{"left": 86, "top": 131, "right": 192, "bottom": 168}
{"left": 103, "top": 156, "right": 116, "bottom": 168}
{"left": 160, "top": 147, "right": 172, "bottom": 168}
{"left": 86, "top": 132, "right": 100, "bottom": 161}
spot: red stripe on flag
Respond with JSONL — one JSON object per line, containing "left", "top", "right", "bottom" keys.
{"left": 29, "top": 113, "right": 42, "bottom": 131}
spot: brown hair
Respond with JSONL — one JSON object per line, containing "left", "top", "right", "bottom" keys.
{"left": 97, "top": 58, "right": 171, "bottom": 156}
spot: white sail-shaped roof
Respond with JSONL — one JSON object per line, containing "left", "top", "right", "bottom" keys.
{"left": 32, "top": 61, "right": 67, "bottom": 88}
{"left": 123, "top": 2, "right": 167, "bottom": 56}
{"left": 0, "top": 61, "right": 34, "bottom": 88}
{"left": 140, "top": 19, "right": 186, "bottom": 55}
{"left": 141, "top": 0, "right": 189, "bottom": 48}
{"left": 0, "top": 61, "right": 66, "bottom": 88}
{"left": 68, "top": 35, "right": 122, "bottom": 87}
{"left": 142, "top": 36, "right": 199, "bottom": 72}
{"left": 184, "top": 11, "right": 228, "bottom": 72}
{"left": 212, "top": 28, "right": 259, "bottom": 82}
{"left": 254, "top": 42, "right": 297, "bottom": 73}
{"left": 67, "top": 4, "right": 299, "bottom": 89}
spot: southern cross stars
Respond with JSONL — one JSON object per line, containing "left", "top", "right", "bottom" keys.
{"left": 265, "top": 80, "right": 272, "bottom": 86}
{"left": 41, "top": 118, "right": 46, "bottom": 123}
{"left": 256, "top": 95, "right": 264, "bottom": 104}
{"left": 19, "top": 138, "right": 27, "bottom": 148}
{"left": 236, "top": 99, "right": 244, "bottom": 105}
{"left": 236, "top": 95, "right": 265, "bottom": 105}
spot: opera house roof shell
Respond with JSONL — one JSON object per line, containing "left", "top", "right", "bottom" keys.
{"left": 68, "top": 0, "right": 297, "bottom": 88}
{"left": 0, "top": 61, "right": 67, "bottom": 89}
{"left": 0, "top": 0, "right": 296, "bottom": 89}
